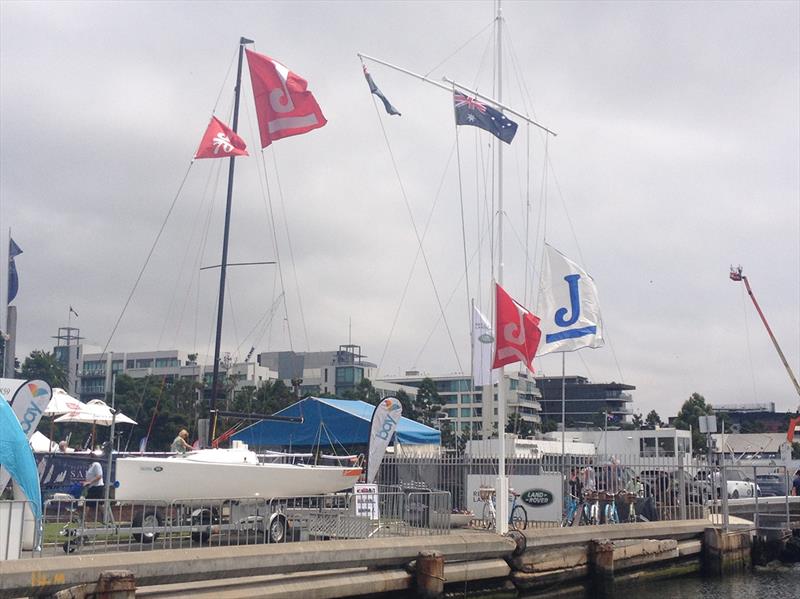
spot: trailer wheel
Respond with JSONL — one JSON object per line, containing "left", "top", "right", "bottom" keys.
{"left": 132, "top": 509, "right": 163, "bottom": 543}
{"left": 267, "top": 514, "right": 287, "bottom": 543}
{"left": 190, "top": 507, "right": 219, "bottom": 544}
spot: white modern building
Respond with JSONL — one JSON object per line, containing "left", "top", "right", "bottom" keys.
{"left": 257, "top": 344, "right": 417, "bottom": 401}
{"left": 544, "top": 427, "right": 693, "bottom": 460}
{"left": 379, "top": 370, "right": 542, "bottom": 439}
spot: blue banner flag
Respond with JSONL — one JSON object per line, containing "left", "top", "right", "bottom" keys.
{"left": 7, "top": 237, "right": 22, "bottom": 304}
{"left": 454, "top": 92, "right": 517, "bottom": 144}
{"left": 363, "top": 65, "right": 401, "bottom": 116}
{"left": 0, "top": 394, "right": 42, "bottom": 521}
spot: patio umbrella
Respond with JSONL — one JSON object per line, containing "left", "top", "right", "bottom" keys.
{"left": 44, "top": 388, "right": 85, "bottom": 417}
{"left": 54, "top": 399, "right": 137, "bottom": 449}
{"left": 54, "top": 399, "right": 137, "bottom": 426}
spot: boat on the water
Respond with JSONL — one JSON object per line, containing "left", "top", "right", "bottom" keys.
{"left": 115, "top": 445, "right": 361, "bottom": 502}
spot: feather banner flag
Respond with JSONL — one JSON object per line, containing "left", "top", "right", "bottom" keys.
{"left": 194, "top": 116, "right": 249, "bottom": 159}
{"left": 246, "top": 49, "right": 326, "bottom": 147}
{"left": 536, "top": 244, "right": 604, "bottom": 356}
{"left": 492, "top": 283, "right": 542, "bottom": 372}
{"left": 367, "top": 397, "right": 402, "bottom": 483}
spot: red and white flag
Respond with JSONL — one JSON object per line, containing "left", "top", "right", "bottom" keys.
{"left": 195, "top": 116, "right": 249, "bottom": 159}
{"left": 246, "top": 49, "right": 326, "bottom": 148}
{"left": 492, "top": 283, "right": 542, "bottom": 372}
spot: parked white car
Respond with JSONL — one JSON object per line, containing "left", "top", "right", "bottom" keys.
{"left": 709, "top": 469, "right": 759, "bottom": 499}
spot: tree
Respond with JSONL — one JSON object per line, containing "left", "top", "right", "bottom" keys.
{"left": 394, "top": 389, "right": 413, "bottom": 417}
{"left": 673, "top": 392, "right": 713, "bottom": 455}
{"left": 341, "top": 377, "right": 381, "bottom": 405}
{"left": 412, "top": 377, "right": 442, "bottom": 427}
{"left": 506, "top": 413, "right": 536, "bottom": 438}
{"left": 645, "top": 410, "right": 663, "bottom": 428}
{"left": 631, "top": 413, "right": 643, "bottom": 429}
{"left": 20, "top": 350, "right": 68, "bottom": 389}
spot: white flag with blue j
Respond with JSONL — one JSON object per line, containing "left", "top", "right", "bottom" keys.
{"left": 537, "top": 244, "right": 604, "bottom": 356}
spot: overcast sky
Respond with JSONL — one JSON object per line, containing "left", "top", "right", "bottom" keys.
{"left": 1, "top": 1, "right": 798, "bottom": 419}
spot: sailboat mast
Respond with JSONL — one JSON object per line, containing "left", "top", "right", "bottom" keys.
{"left": 494, "top": 0, "right": 510, "bottom": 535}
{"left": 210, "top": 37, "right": 253, "bottom": 440}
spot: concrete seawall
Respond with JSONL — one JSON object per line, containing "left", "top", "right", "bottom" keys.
{"left": 0, "top": 520, "right": 756, "bottom": 598}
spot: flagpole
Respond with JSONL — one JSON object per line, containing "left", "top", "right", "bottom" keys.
{"left": 561, "top": 351, "right": 566, "bottom": 493}
{"left": 494, "top": 1, "right": 509, "bottom": 536}
{"left": 209, "top": 36, "right": 253, "bottom": 441}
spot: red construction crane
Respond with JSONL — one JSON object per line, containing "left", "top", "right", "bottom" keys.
{"left": 730, "top": 266, "right": 800, "bottom": 404}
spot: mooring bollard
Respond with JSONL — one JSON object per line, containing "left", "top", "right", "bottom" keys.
{"left": 416, "top": 550, "right": 445, "bottom": 598}
{"left": 95, "top": 569, "right": 136, "bottom": 599}
{"left": 589, "top": 538, "right": 615, "bottom": 597}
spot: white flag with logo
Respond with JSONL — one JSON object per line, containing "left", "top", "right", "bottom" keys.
{"left": 537, "top": 244, "right": 604, "bottom": 356}
{"left": 367, "top": 397, "right": 402, "bottom": 483}
{"left": 472, "top": 304, "right": 499, "bottom": 386}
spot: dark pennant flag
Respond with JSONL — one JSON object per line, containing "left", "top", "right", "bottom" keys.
{"left": 7, "top": 237, "right": 22, "bottom": 304}
{"left": 454, "top": 92, "right": 517, "bottom": 144}
{"left": 363, "top": 66, "right": 401, "bottom": 116}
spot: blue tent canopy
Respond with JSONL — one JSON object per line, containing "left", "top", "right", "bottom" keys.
{"left": 232, "top": 397, "right": 440, "bottom": 448}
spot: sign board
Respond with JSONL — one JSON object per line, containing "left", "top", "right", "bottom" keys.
{"left": 466, "top": 474, "right": 562, "bottom": 522}
{"left": 353, "top": 483, "right": 380, "bottom": 520}
{"left": 698, "top": 415, "right": 717, "bottom": 434}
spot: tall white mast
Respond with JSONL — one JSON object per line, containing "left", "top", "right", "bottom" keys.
{"left": 494, "top": 0, "right": 509, "bottom": 535}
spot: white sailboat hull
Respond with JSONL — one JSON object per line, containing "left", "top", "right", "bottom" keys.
{"left": 114, "top": 449, "right": 361, "bottom": 502}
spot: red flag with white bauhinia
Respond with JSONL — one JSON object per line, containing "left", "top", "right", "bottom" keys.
{"left": 194, "top": 116, "right": 249, "bottom": 159}
{"left": 245, "top": 49, "right": 326, "bottom": 147}
{"left": 492, "top": 283, "right": 542, "bottom": 372}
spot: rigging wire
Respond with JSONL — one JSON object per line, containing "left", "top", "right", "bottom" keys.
{"left": 363, "top": 67, "right": 463, "bottom": 373}
{"left": 157, "top": 158, "right": 222, "bottom": 349}
{"left": 423, "top": 20, "right": 495, "bottom": 78}
{"left": 240, "top": 63, "right": 296, "bottom": 352}
{"left": 98, "top": 162, "right": 195, "bottom": 360}
{"left": 271, "top": 150, "right": 311, "bottom": 351}
{"left": 453, "top": 91, "right": 473, "bottom": 351}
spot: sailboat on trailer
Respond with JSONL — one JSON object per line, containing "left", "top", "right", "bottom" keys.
{"left": 114, "top": 38, "right": 361, "bottom": 503}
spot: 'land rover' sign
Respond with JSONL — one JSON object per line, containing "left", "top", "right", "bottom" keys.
{"left": 521, "top": 489, "right": 554, "bottom": 507}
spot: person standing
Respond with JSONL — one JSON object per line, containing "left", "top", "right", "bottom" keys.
{"left": 171, "top": 429, "right": 192, "bottom": 454}
{"left": 82, "top": 459, "right": 105, "bottom": 521}
{"left": 792, "top": 469, "right": 800, "bottom": 496}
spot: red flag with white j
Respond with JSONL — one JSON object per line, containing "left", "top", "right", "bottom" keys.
{"left": 245, "top": 49, "right": 327, "bottom": 147}
{"left": 194, "top": 116, "right": 249, "bottom": 159}
{"left": 492, "top": 283, "right": 542, "bottom": 372}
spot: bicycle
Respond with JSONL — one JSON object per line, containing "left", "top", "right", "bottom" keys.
{"left": 479, "top": 487, "right": 528, "bottom": 531}
{"left": 599, "top": 490, "right": 619, "bottom": 524}
{"left": 562, "top": 494, "right": 589, "bottom": 526}
{"left": 621, "top": 491, "right": 639, "bottom": 523}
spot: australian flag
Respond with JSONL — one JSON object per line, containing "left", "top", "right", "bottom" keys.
{"left": 454, "top": 92, "right": 517, "bottom": 144}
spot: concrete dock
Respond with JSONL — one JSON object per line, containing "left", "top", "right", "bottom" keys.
{"left": 0, "top": 520, "right": 760, "bottom": 598}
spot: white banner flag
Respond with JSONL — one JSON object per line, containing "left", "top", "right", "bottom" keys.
{"left": 367, "top": 397, "right": 402, "bottom": 483}
{"left": 0, "top": 379, "right": 52, "bottom": 493}
{"left": 472, "top": 303, "right": 499, "bottom": 387}
{"left": 537, "top": 245, "right": 604, "bottom": 356}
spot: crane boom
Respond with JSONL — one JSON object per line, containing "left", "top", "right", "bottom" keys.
{"left": 730, "top": 266, "right": 800, "bottom": 401}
